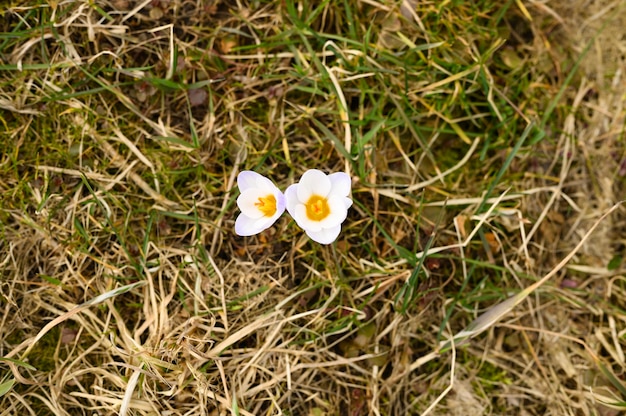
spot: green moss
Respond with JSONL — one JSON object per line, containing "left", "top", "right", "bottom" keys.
{"left": 26, "top": 327, "right": 60, "bottom": 373}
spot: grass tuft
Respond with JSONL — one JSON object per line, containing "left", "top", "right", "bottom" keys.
{"left": 2, "top": 0, "right": 626, "bottom": 414}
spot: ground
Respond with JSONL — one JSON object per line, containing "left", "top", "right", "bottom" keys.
{"left": 1, "top": 0, "right": 626, "bottom": 415}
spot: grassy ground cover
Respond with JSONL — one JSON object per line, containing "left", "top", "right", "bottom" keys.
{"left": 1, "top": 0, "right": 626, "bottom": 414}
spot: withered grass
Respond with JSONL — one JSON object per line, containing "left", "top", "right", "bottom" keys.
{"left": 1, "top": 0, "right": 626, "bottom": 415}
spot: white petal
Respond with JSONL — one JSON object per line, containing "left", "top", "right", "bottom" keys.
{"left": 306, "top": 225, "right": 341, "bottom": 245}
{"left": 237, "top": 171, "right": 263, "bottom": 192}
{"left": 294, "top": 204, "right": 322, "bottom": 232}
{"left": 238, "top": 170, "right": 281, "bottom": 195}
{"left": 297, "top": 169, "right": 331, "bottom": 202}
{"left": 284, "top": 184, "right": 299, "bottom": 218}
{"left": 268, "top": 192, "right": 286, "bottom": 225}
{"left": 255, "top": 174, "right": 279, "bottom": 193}
{"left": 235, "top": 213, "right": 277, "bottom": 236}
{"left": 237, "top": 189, "right": 267, "bottom": 219}
{"left": 328, "top": 172, "right": 351, "bottom": 198}
{"left": 274, "top": 191, "right": 286, "bottom": 216}
{"left": 343, "top": 196, "right": 353, "bottom": 209}
{"left": 317, "top": 195, "right": 349, "bottom": 228}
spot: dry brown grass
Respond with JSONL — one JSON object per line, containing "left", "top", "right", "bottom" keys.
{"left": 1, "top": 0, "right": 626, "bottom": 415}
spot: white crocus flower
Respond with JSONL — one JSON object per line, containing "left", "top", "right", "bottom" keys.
{"left": 235, "top": 171, "right": 286, "bottom": 236}
{"left": 285, "top": 169, "right": 352, "bottom": 244}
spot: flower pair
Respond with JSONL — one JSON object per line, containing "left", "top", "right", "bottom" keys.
{"left": 235, "top": 169, "right": 352, "bottom": 245}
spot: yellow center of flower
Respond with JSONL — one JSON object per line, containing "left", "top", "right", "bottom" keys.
{"left": 305, "top": 195, "right": 330, "bottom": 222}
{"left": 255, "top": 194, "right": 277, "bottom": 217}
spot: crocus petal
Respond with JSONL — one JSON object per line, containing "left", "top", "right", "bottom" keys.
{"left": 274, "top": 191, "right": 286, "bottom": 216}
{"left": 284, "top": 184, "right": 300, "bottom": 218}
{"left": 237, "top": 171, "right": 263, "bottom": 192}
{"left": 297, "top": 169, "right": 331, "bottom": 202}
{"left": 327, "top": 172, "right": 351, "bottom": 198}
{"left": 237, "top": 189, "right": 268, "bottom": 219}
{"left": 305, "top": 225, "right": 342, "bottom": 245}
{"left": 255, "top": 175, "right": 278, "bottom": 194}
{"left": 238, "top": 170, "right": 280, "bottom": 194}
{"left": 235, "top": 213, "right": 277, "bottom": 236}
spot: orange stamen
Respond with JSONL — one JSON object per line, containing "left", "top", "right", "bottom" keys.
{"left": 305, "top": 195, "right": 330, "bottom": 221}
{"left": 255, "top": 194, "right": 277, "bottom": 217}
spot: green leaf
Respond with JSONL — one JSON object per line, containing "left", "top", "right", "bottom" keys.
{"left": 598, "top": 361, "right": 626, "bottom": 398}
{"left": 232, "top": 394, "right": 240, "bottom": 416}
{"left": 0, "top": 357, "right": 37, "bottom": 371}
{"left": 0, "top": 379, "right": 15, "bottom": 397}
{"left": 608, "top": 255, "right": 622, "bottom": 271}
